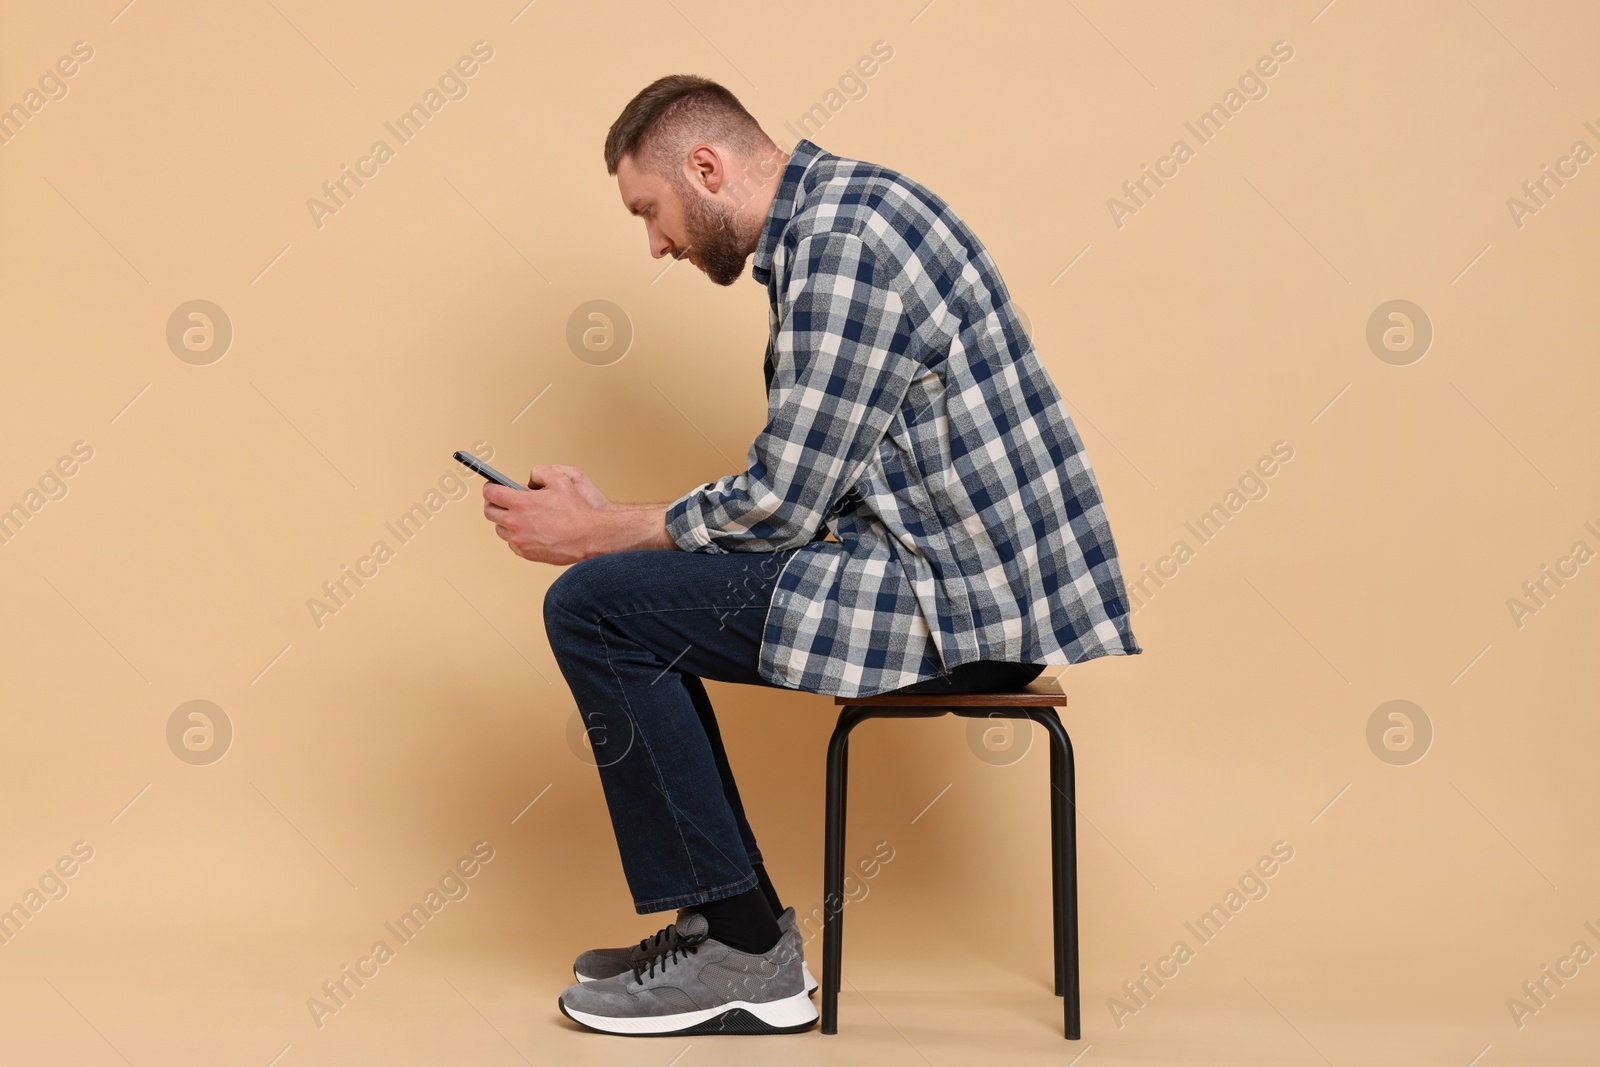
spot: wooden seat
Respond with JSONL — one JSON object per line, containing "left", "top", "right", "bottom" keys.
{"left": 834, "top": 674, "right": 1069, "bottom": 707}
{"left": 819, "top": 671, "right": 1082, "bottom": 1039}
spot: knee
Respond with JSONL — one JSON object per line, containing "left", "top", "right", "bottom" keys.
{"left": 543, "top": 554, "right": 630, "bottom": 635}
{"left": 543, "top": 557, "right": 598, "bottom": 634}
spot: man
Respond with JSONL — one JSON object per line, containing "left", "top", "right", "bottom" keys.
{"left": 480, "top": 75, "right": 1142, "bottom": 1036}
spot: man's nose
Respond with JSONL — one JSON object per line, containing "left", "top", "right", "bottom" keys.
{"left": 647, "top": 225, "right": 672, "bottom": 260}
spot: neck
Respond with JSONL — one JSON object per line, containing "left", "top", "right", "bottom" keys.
{"left": 731, "top": 146, "right": 791, "bottom": 248}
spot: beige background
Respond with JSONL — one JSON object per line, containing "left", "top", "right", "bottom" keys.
{"left": 2, "top": 1, "right": 1597, "bottom": 1064}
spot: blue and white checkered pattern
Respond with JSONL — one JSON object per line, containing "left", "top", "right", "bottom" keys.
{"left": 665, "top": 139, "right": 1142, "bottom": 697}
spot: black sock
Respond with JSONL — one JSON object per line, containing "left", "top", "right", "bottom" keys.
{"left": 696, "top": 884, "right": 781, "bottom": 954}
{"left": 752, "top": 861, "right": 784, "bottom": 916}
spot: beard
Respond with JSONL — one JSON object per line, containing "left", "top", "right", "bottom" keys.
{"left": 677, "top": 182, "right": 759, "bottom": 286}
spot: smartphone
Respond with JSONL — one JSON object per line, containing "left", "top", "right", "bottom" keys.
{"left": 453, "top": 451, "right": 527, "bottom": 491}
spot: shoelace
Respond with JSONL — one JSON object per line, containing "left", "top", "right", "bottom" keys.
{"left": 628, "top": 922, "right": 682, "bottom": 961}
{"left": 630, "top": 928, "right": 707, "bottom": 983}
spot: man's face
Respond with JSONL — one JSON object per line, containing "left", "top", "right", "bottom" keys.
{"left": 616, "top": 153, "right": 753, "bottom": 287}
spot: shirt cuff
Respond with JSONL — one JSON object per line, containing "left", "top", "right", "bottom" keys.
{"left": 664, "top": 483, "right": 722, "bottom": 553}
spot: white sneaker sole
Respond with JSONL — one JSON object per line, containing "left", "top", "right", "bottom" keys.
{"left": 561, "top": 988, "right": 818, "bottom": 1035}
{"left": 576, "top": 961, "right": 819, "bottom": 995}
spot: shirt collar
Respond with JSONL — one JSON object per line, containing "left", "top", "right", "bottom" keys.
{"left": 751, "top": 139, "right": 826, "bottom": 287}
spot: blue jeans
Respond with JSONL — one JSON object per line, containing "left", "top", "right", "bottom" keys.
{"left": 542, "top": 547, "right": 1044, "bottom": 914}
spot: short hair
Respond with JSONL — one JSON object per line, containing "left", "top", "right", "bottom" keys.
{"left": 603, "top": 75, "right": 773, "bottom": 179}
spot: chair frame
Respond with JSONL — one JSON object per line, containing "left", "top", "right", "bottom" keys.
{"left": 819, "top": 677, "right": 1080, "bottom": 1039}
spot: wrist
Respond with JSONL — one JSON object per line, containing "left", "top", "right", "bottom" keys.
{"left": 585, "top": 503, "right": 623, "bottom": 559}
{"left": 588, "top": 502, "right": 673, "bottom": 557}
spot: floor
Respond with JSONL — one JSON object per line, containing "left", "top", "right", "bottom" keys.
{"left": 11, "top": 929, "right": 1597, "bottom": 1065}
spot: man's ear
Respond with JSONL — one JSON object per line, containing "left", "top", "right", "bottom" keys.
{"left": 687, "top": 144, "right": 725, "bottom": 195}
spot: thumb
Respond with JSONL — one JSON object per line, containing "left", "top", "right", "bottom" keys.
{"left": 549, "top": 464, "right": 582, "bottom": 481}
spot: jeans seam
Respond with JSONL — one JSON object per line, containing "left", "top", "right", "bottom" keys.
{"left": 595, "top": 549, "right": 796, "bottom": 630}
{"left": 595, "top": 615, "right": 706, "bottom": 897}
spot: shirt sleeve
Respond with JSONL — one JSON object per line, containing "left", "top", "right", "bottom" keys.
{"left": 665, "top": 230, "right": 916, "bottom": 554}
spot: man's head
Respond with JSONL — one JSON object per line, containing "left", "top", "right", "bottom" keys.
{"left": 604, "top": 75, "right": 787, "bottom": 286}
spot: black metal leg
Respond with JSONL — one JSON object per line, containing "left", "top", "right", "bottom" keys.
{"left": 821, "top": 708, "right": 859, "bottom": 1035}
{"left": 833, "top": 731, "right": 849, "bottom": 995}
{"left": 1036, "top": 710, "right": 1079, "bottom": 1040}
{"left": 1047, "top": 715, "right": 1065, "bottom": 997}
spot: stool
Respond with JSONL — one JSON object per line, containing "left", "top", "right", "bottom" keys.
{"left": 820, "top": 675, "right": 1079, "bottom": 1039}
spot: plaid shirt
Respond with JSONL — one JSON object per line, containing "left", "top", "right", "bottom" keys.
{"left": 665, "top": 139, "right": 1142, "bottom": 697}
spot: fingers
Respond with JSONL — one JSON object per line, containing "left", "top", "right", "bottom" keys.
{"left": 550, "top": 464, "right": 584, "bottom": 483}
{"left": 528, "top": 464, "right": 581, "bottom": 490}
{"left": 493, "top": 522, "right": 530, "bottom": 560}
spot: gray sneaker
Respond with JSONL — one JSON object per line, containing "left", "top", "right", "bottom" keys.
{"left": 575, "top": 905, "right": 817, "bottom": 994}
{"left": 559, "top": 911, "right": 817, "bottom": 1035}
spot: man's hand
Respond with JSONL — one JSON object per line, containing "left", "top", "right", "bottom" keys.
{"left": 483, "top": 464, "right": 611, "bottom": 565}
{"left": 543, "top": 464, "right": 611, "bottom": 511}
{"left": 481, "top": 464, "right": 677, "bottom": 563}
